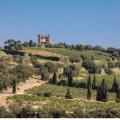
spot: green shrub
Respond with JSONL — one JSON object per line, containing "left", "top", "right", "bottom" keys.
{"left": 57, "top": 80, "right": 67, "bottom": 86}
{"left": 65, "top": 88, "right": 73, "bottom": 99}
{"left": 13, "top": 55, "right": 23, "bottom": 63}
{"left": 44, "top": 62, "right": 57, "bottom": 73}
{"left": 69, "top": 56, "right": 80, "bottom": 63}
{"left": 43, "top": 91, "right": 52, "bottom": 97}
{"left": 0, "top": 106, "right": 16, "bottom": 118}
{"left": 104, "top": 67, "right": 113, "bottom": 74}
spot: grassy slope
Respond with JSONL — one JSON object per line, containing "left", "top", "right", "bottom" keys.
{"left": 40, "top": 48, "right": 110, "bottom": 59}
{"left": 8, "top": 84, "right": 118, "bottom": 111}
{"left": 24, "top": 47, "right": 111, "bottom": 60}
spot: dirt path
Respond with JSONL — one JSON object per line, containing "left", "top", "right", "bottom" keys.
{"left": 0, "top": 76, "right": 46, "bottom": 108}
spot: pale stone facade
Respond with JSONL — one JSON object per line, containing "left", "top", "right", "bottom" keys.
{"left": 38, "top": 33, "right": 52, "bottom": 48}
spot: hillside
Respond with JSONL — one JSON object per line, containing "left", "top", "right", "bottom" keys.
{"left": 1, "top": 43, "right": 120, "bottom": 118}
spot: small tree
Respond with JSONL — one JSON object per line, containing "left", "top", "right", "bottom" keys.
{"left": 92, "top": 74, "right": 96, "bottom": 90}
{"left": 87, "top": 86, "right": 91, "bottom": 100}
{"left": 96, "top": 86, "right": 102, "bottom": 101}
{"left": 12, "top": 79, "right": 16, "bottom": 94}
{"left": 111, "top": 76, "right": 119, "bottom": 92}
{"left": 29, "top": 40, "right": 34, "bottom": 47}
{"left": 51, "top": 70, "right": 57, "bottom": 84}
{"left": 87, "top": 74, "right": 91, "bottom": 89}
{"left": 65, "top": 88, "right": 73, "bottom": 99}
{"left": 116, "top": 89, "right": 120, "bottom": 103}
{"left": 96, "top": 79, "right": 108, "bottom": 102}
{"left": 67, "top": 68, "right": 73, "bottom": 87}
{"left": 101, "top": 79, "right": 107, "bottom": 102}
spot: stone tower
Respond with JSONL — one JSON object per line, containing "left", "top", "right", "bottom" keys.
{"left": 38, "top": 33, "right": 51, "bottom": 48}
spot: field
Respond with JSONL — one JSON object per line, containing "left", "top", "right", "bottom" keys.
{"left": 23, "top": 47, "right": 111, "bottom": 60}
{"left": 7, "top": 84, "right": 119, "bottom": 111}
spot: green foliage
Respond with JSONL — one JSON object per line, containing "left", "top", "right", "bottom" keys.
{"left": 116, "top": 89, "right": 120, "bottom": 103}
{"left": 69, "top": 64, "right": 80, "bottom": 77}
{"left": 12, "top": 79, "right": 16, "bottom": 94}
{"left": 35, "top": 48, "right": 110, "bottom": 60}
{"left": 96, "top": 79, "right": 108, "bottom": 102}
{"left": 44, "top": 62, "right": 57, "bottom": 73}
{"left": 50, "top": 70, "right": 57, "bottom": 84}
{"left": 13, "top": 55, "right": 23, "bottom": 63}
{"left": 87, "top": 74, "right": 92, "bottom": 89}
{"left": 35, "top": 55, "right": 60, "bottom": 61}
{"left": 108, "top": 61, "right": 115, "bottom": 68}
{"left": 4, "top": 39, "right": 22, "bottom": 51}
{"left": 111, "top": 76, "right": 119, "bottom": 92}
{"left": 0, "top": 106, "right": 16, "bottom": 118}
{"left": 11, "top": 64, "right": 34, "bottom": 83}
{"left": 41, "top": 70, "right": 50, "bottom": 81}
{"left": 82, "top": 59, "right": 98, "bottom": 73}
{"left": 87, "top": 86, "right": 91, "bottom": 100}
{"left": 92, "top": 75, "right": 96, "bottom": 90}
{"left": 104, "top": 67, "right": 113, "bottom": 74}
{"left": 69, "top": 56, "right": 80, "bottom": 63}
{"left": 44, "top": 91, "right": 52, "bottom": 97}
{"left": 57, "top": 80, "right": 67, "bottom": 86}
{"left": 67, "top": 69, "right": 73, "bottom": 87}
{"left": 65, "top": 88, "right": 73, "bottom": 99}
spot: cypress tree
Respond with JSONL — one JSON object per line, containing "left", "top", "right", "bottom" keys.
{"left": 92, "top": 74, "right": 96, "bottom": 90}
{"left": 12, "top": 79, "right": 16, "bottom": 94}
{"left": 101, "top": 79, "right": 108, "bottom": 102}
{"left": 116, "top": 89, "right": 120, "bottom": 103}
{"left": 96, "top": 86, "right": 102, "bottom": 101}
{"left": 87, "top": 86, "right": 91, "bottom": 100}
{"left": 87, "top": 74, "right": 91, "bottom": 89}
{"left": 51, "top": 70, "right": 57, "bottom": 84}
{"left": 111, "top": 76, "right": 119, "bottom": 92}
{"left": 96, "top": 79, "right": 108, "bottom": 102}
{"left": 67, "top": 68, "right": 73, "bottom": 87}
{"left": 65, "top": 88, "right": 73, "bottom": 99}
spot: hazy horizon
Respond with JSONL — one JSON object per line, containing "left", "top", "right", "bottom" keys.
{"left": 0, "top": 0, "right": 120, "bottom": 48}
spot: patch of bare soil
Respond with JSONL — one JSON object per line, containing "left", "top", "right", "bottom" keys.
{"left": 0, "top": 76, "right": 46, "bottom": 108}
{"left": 29, "top": 49, "right": 61, "bottom": 57}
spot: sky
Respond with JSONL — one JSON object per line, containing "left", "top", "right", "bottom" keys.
{"left": 0, "top": 0, "right": 120, "bottom": 48}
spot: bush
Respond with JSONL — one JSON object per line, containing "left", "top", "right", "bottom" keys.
{"left": 65, "top": 88, "right": 73, "bottom": 99}
{"left": 50, "top": 109, "right": 67, "bottom": 118}
{"left": 35, "top": 55, "right": 60, "bottom": 61}
{"left": 69, "top": 56, "right": 80, "bottom": 63}
{"left": 104, "top": 67, "right": 113, "bottom": 74}
{"left": 41, "top": 69, "right": 50, "bottom": 81}
{"left": 11, "top": 64, "right": 34, "bottom": 82}
{"left": 9, "top": 102, "right": 22, "bottom": 115}
{"left": 44, "top": 62, "right": 57, "bottom": 73}
{"left": 108, "top": 61, "right": 115, "bottom": 68}
{"left": 63, "top": 66, "right": 69, "bottom": 77}
{"left": 17, "top": 105, "right": 35, "bottom": 118}
{"left": 37, "top": 108, "right": 67, "bottom": 118}
{"left": 13, "top": 55, "right": 23, "bottom": 63}
{"left": 0, "top": 106, "right": 15, "bottom": 118}
{"left": 82, "top": 59, "right": 98, "bottom": 74}
{"left": 43, "top": 91, "right": 52, "bottom": 97}
{"left": 57, "top": 80, "right": 67, "bottom": 86}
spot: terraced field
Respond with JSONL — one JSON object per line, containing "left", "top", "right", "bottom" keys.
{"left": 23, "top": 47, "right": 62, "bottom": 57}
{"left": 24, "top": 47, "right": 111, "bottom": 60}
{"left": 7, "top": 84, "right": 119, "bottom": 111}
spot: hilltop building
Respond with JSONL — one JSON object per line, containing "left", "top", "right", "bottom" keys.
{"left": 38, "top": 33, "right": 52, "bottom": 48}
